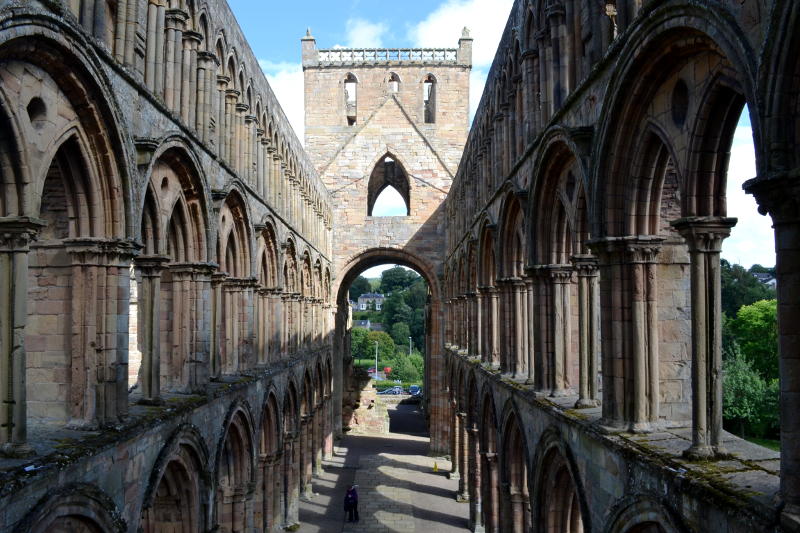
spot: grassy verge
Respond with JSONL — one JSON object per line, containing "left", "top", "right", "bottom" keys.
{"left": 745, "top": 437, "right": 780, "bottom": 451}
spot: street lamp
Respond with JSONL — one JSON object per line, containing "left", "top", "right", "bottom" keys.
{"left": 374, "top": 340, "right": 378, "bottom": 379}
{"left": 408, "top": 336, "right": 412, "bottom": 356}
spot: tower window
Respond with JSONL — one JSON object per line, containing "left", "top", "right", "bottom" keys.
{"left": 423, "top": 74, "right": 436, "bottom": 124}
{"left": 389, "top": 72, "right": 401, "bottom": 94}
{"left": 345, "top": 73, "right": 358, "bottom": 126}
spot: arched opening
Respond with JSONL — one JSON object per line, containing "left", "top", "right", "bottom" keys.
{"left": 256, "top": 393, "right": 282, "bottom": 531}
{"left": 423, "top": 74, "right": 436, "bottom": 124}
{"left": 283, "top": 382, "right": 300, "bottom": 527}
{"left": 367, "top": 155, "right": 410, "bottom": 216}
{"left": 141, "top": 445, "right": 204, "bottom": 533}
{"left": 388, "top": 72, "right": 401, "bottom": 93}
{"left": 215, "top": 191, "right": 252, "bottom": 377}
{"left": 500, "top": 412, "right": 531, "bottom": 532}
{"left": 539, "top": 448, "right": 584, "bottom": 533}
{"left": 215, "top": 410, "right": 254, "bottom": 532}
{"left": 480, "top": 392, "right": 499, "bottom": 532}
{"left": 333, "top": 248, "right": 447, "bottom": 450}
{"left": 345, "top": 73, "right": 358, "bottom": 126}
{"left": 721, "top": 105, "right": 778, "bottom": 451}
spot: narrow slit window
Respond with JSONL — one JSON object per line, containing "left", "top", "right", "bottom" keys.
{"left": 345, "top": 73, "right": 358, "bottom": 126}
{"left": 389, "top": 72, "right": 401, "bottom": 94}
{"left": 423, "top": 74, "right": 436, "bottom": 124}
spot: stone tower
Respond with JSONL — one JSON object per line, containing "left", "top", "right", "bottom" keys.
{"left": 302, "top": 30, "right": 472, "bottom": 451}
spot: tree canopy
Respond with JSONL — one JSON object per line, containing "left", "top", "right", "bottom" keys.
{"left": 721, "top": 259, "right": 775, "bottom": 316}
{"left": 349, "top": 275, "right": 372, "bottom": 301}
{"left": 379, "top": 266, "right": 420, "bottom": 294}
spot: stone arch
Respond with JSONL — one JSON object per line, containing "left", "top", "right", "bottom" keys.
{"left": 141, "top": 424, "right": 211, "bottom": 533}
{"left": 592, "top": 4, "right": 758, "bottom": 237}
{"left": 366, "top": 152, "right": 411, "bottom": 216}
{"left": 477, "top": 218, "right": 499, "bottom": 366}
{"left": 282, "top": 378, "right": 301, "bottom": 526}
{"left": 216, "top": 187, "right": 253, "bottom": 375}
{"left": 499, "top": 404, "right": 531, "bottom": 532}
{"left": 531, "top": 427, "right": 590, "bottom": 533}
{"left": 17, "top": 484, "right": 125, "bottom": 533}
{"left": 0, "top": 28, "right": 135, "bottom": 434}
{"left": 254, "top": 220, "right": 280, "bottom": 364}
{"left": 214, "top": 404, "right": 256, "bottom": 532}
{"left": 603, "top": 496, "right": 688, "bottom": 533}
{"left": 254, "top": 389, "right": 283, "bottom": 531}
{"left": 479, "top": 388, "right": 500, "bottom": 532}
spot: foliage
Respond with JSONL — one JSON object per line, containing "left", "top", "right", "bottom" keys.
{"left": 404, "top": 278, "right": 428, "bottom": 308}
{"left": 729, "top": 299, "right": 778, "bottom": 380}
{"left": 379, "top": 266, "right": 420, "bottom": 294}
{"left": 390, "top": 322, "right": 411, "bottom": 347}
{"left": 408, "top": 352, "right": 424, "bottom": 378}
{"left": 350, "top": 327, "right": 370, "bottom": 359}
{"left": 349, "top": 275, "right": 372, "bottom": 301}
{"left": 721, "top": 259, "right": 776, "bottom": 316}
{"left": 389, "top": 355, "right": 420, "bottom": 382}
{"left": 723, "top": 343, "right": 765, "bottom": 433}
{"left": 363, "top": 331, "right": 396, "bottom": 361}
{"left": 383, "top": 292, "right": 413, "bottom": 327}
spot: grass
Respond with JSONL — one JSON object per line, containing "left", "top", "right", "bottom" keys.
{"left": 745, "top": 437, "right": 780, "bottom": 451}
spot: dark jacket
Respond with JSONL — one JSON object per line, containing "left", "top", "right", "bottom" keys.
{"left": 344, "top": 488, "right": 358, "bottom": 510}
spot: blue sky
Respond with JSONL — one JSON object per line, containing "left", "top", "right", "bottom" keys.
{"left": 227, "top": 0, "right": 774, "bottom": 273}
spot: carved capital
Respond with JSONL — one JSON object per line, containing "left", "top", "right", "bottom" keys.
{"left": 671, "top": 216, "right": 737, "bottom": 253}
{"left": 0, "top": 217, "right": 45, "bottom": 252}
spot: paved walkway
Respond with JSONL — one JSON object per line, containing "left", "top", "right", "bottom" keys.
{"left": 297, "top": 402, "right": 470, "bottom": 533}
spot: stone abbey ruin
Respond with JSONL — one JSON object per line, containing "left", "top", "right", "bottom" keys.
{"left": 0, "top": 0, "right": 799, "bottom": 532}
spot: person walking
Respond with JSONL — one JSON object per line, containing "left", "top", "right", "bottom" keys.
{"left": 344, "top": 484, "right": 359, "bottom": 523}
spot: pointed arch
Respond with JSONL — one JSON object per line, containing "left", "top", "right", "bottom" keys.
{"left": 367, "top": 153, "right": 411, "bottom": 216}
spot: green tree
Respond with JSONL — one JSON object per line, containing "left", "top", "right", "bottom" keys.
{"left": 380, "top": 266, "right": 418, "bottom": 293}
{"left": 721, "top": 259, "right": 775, "bottom": 316}
{"left": 729, "top": 299, "right": 778, "bottom": 380}
{"left": 410, "top": 308, "right": 426, "bottom": 354}
{"left": 390, "top": 322, "right": 411, "bottom": 347}
{"left": 383, "top": 292, "right": 412, "bottom": 329}
{"left": 349, "top": 327, "right": 370, "bottom": 360}
{"left": 723, "top": 343, "right": 766, "bottom": 437}
{"left": 389, "top": 355, "right": 420, "bottom": 382}
{"left": 408, "top": 352, "right": 424, "bottom": 378}
{"left": 364, "top": 331, "right": 396, "bottom": 363}
{"left": 404, "top": 278, "right": 428, "bottom": 308}
{"left": 349, "top": 276, "right": 372, "bottom": 301}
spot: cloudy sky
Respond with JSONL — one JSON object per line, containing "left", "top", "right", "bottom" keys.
{"left": 228, "top": 0, "right": 774, "bottom": 273}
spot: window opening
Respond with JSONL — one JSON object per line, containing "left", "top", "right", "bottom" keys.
{"left": 389, "top": 72, "right": 400, "bottom": 94}
{"left": 367, "top": 155, "right": 410, "bottom": 216}
{"left": 345, "top": 73, "right": 358, "bottom": 126}
{"left": 423, "top": 74, "right": 436, "bottom": 123}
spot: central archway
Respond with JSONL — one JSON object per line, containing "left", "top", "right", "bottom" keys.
{"left": 331, "top": 247, "right": 449, "bottom": 452}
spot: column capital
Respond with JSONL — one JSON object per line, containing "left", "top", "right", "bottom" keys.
{"left": 571, "top": 254, "right": 599, "bottom": 276}
{"left": 66, "top": 238, "right": 140, "bottom": 265}
{"left": 587, "top": 235, "right": 664, "bottom": 264}
{"left": 235, "top": 102, "right": 249, "bottom": 113}
{"left": 671, "top": 216, "right": 737, "bottom": 253}
{"left": 135, "top": 254, "right": 171, "bottom": 274}
{"left": 198, "top": 51, "right": 219, "bottom": 67}
{"left": 225, "top": 89, "right": 241, "bottom": 101}
{"left": 0, "top": 216, "right": 45, "bottom": 252}
{"left": 744, "top": 172, "right": 800, "bottom": 224}
{"left": 183, "top": 30, "right": 203, "bottom": 46}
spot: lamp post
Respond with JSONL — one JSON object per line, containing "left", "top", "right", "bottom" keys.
{"left": 409, "top": 336, "right": 412, "bottom": 356}
{"left": 374, "top": 340, "right": 378, "bottom": 379}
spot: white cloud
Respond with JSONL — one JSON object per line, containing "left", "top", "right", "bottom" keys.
{"left": 409, "top": 0, "right": 513, "bottom": 67}
{"left": 722, "top": 125, "right": 776, "bottom": 268}
{"left": 343, "top": 18, "right": 389, "bottom": 48}
{"left": 408, "top": 0, "right": 513, "bottom": 119}
{"left": 259, "top": 59, "right": 305, "bottom": 143}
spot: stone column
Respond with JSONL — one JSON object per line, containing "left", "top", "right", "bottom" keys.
{"left": 0, "top": 218, "right": 43, "bottom": 457}
{"left": 210, "top": 272, "right": 226, "bottom": 380}
{"left": 572, "top": 255, "right": 600, "bottom": 408}
{"left": 163, "top": 9, "right": 186, "bottom": 112}
{"left": 181, "top": 31, "right": 201, "bottom": 125}
{"left": 590, "top": 236, "right": 663, "bottom": 432}
{"left": 234, "top": 103, "right": 248, "bottom": 174}
{"left": 468, "top": 426, "right": 484, "bottom": 532}
{"left": 134, "top": 256, "right": 169, "bottom": 405}
{"left": 448, "top": 401, "right": 461, "bottom": 482}
{"left": 195, "top": 52, "right": 215, "bottom": 141}
{"left": 475, "top": 289, "right": 485, "bottom": 360}
{"left": 511, "top": 278, "right": 526, "bottom": 379}
{"left": 224, "top": 89, "right": 239, "bottom": 164}
{"left": 672, "top": 217, "right": 736, "bottom": 458}
{"left": 489, "top": 287, "right": 500, "bottom": 367}
{"left": 483, "top": 452, "right": 500, "bottom": 532}
{"left": 523, "top": 272, "right": 536, "bottom": 385}
{"left": 457, "top": 412, "right": 470, "bottom": 501}
{"left": 300, "top": 415, "right": 313, "bottom": 499}
{"left": 113, "top": 0, "right": 128, "bottom": 62}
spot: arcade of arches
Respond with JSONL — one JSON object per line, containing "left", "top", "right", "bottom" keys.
{"left": 1, "top": 1, "right": 800, "bottom": 532}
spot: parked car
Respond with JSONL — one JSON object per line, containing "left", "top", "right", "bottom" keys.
{"left": 378, "top": 386, "right": 403, "bottom": 395}
{"left": 408, "top": 385, "right": 420, "bottom": 395}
